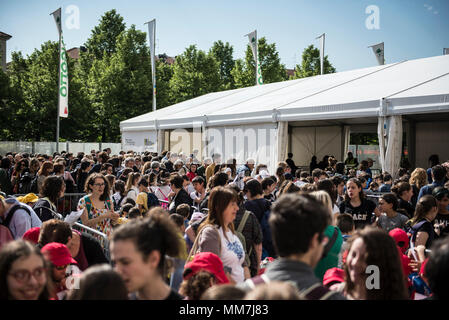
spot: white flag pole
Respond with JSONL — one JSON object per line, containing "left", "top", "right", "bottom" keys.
{"left": 316, "top": 33, "right": 325, "bottom": 75}
{"left": 51, "top": 8, "right": 62, "bottom": 152}
{"left": 145, "top": 19, "right": 156, "bottom": 112}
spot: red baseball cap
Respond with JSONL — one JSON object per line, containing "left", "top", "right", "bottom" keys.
{"left": 389, "top": 228, "right": 409, "bottom": 254}
{"left": 183, "top": 252, "right": 229, "bottom": 284}
{"left": 323, "top": 267, "right": 344, "bottom": 286}
{"left": 41, "top": 242, "right": 77, "bottom": 267}
{"left": 22, "top": 227, "right": 40, "bottom": 244}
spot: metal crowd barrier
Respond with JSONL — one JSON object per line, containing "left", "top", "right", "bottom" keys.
{"left": 72, "top": 222, "right": 110, "bottom": 261}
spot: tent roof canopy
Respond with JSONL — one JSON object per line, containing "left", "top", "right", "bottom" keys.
{"left": 121, "top": 54, "right": 449, "bottom": 132}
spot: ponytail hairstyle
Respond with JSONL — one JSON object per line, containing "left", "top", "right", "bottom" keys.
{"left": 380, "top": 193, "right": 399, "bottom": 211}
{"left": 410, "top": 195, "right": 438, "bottom": 226}
{"left": 112, "top": 213, "right": 180, "bottom": 275}
{"left": 391, "top": 181, "right": 412, "bottom": 198}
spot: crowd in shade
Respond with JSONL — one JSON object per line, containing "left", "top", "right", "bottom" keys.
{"left": 1, "top": 148, "right": 449, "bottom": 300}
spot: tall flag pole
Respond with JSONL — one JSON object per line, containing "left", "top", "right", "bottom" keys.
{"left": 316, "top": 33, "right": 325, "bottom": 75}
{"left": 145, "top": 19, "right": 156, "bottom": 112}
{"left": 245, "top": 30, "right": 263, "bottom": 85}
{"left": 51, "top": 8, "right": 69, "bottom": 152}
{"left": 368, "top": 42, "right": 385, "bottom": 65}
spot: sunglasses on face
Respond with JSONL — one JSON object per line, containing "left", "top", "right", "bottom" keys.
{"left": 93, "top": 183, "right": 105, "bottom": 187}
{"left": 9, "top": 266, "right": 46, "bottom": 283}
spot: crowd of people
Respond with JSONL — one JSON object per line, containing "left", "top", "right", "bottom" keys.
{"left": 1, "top": 148, "right": 449, "bottom": 301}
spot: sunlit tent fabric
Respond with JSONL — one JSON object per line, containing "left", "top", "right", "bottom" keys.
{"left": 121, "top": 54, "right": 449, "bottom": 173}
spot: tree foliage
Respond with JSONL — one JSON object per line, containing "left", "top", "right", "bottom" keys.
{"left": 294, "top": 44, "right": 336, "bottom": 79}
{"left": 1, "top": 10, "right": 337, "bottom": 143}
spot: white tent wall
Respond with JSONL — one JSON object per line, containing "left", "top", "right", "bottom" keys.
{"left": 121, "top": 130, "right": 157, "bottom": 153}
{"left": 290, "top": 126, "right": 343, "bottom": 167}
{"left": 168, "top": 128, "right": 203, "bottom": 159}
{"left": 206, "top": 123, "right": 278, "bottom": 173}
{"left": 415, "top": 121, "right": 449, "bottom": 168}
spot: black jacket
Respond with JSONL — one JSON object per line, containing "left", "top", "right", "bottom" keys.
{"left": 169, "top": 188, "right": 192, "bottom": 214}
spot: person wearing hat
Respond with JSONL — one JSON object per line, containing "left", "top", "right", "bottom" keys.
{"left": 17, "top": 193, "right": 39, "bottom": 207}
{"left": 179, "top": 252, "right": 229, "bottom": 300}
{"left": 41, "top": 242, "right": 78, "bottom": 300}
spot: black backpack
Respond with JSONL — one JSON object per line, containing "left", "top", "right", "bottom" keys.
{"left": 29, "top": 174, "right": 39, "bottom": 194}
{"left": 145, "top": 191, "right": 160, "bottom": 210}
{"left": 18, "top": 172, "right": 35, "bottom": 194}
{"left": 1, "top": 204, "right": 32, "bottom": 234}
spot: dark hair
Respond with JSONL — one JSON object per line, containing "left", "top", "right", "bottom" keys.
{"left": 0, "top": 240, "right": 52, "bottom": 300}
{"left": 192, "top": 176, "right": 205, "bottom": 186}
{"left": 199, "top": 186, "right": 238, "bottom": 239}
{"left": 40, "top": 175, "right": 65, "bottom": 205}
{"left": 391, "top": 181, "right": 411, "bottom": 198}
{"left": 169, "top": 175, "right": 184, "bottom": 189}
{"left": 128, "top": 207, "right": 142, "bottom": 219}
{"left": 335, "top": 162, "right": 345, "bottom": 175}
{"left": 425, "top": 238, "right": 449, "bottom": 300}
{"left": 210, "top": 172, "right": 229, "bottom": 188}
{"left": 85, "top": 173, "right": 110, "bottom": 201}
{"left": 52, "top": 163, "right": 64, "bottom": 175}
{"left": 432, "top": 187, "right": 449, "bottom": 201}
{"left": 201, "top": 284, "right": 247, "bottom": 300}
{"left": 279, "top": 181, "right": 300, "bottom": 195}
{"left": 38, "top": 161, "right": 53, "bottom": 177}
{"left": 169, "top": 213, "right": 184, "bottom": 227}
{"left": 0, "top": 157, "right": 11, "bottom": 169}
{"left": 120, "top": 203, "right": 134, "bottom": 217}
{"left": 344, "top": 178, "right": 365, "bottom": 202}
{"left": 312, "top": 168, "right": 324, "bottom": 180}
{"left": 336, "top": 214, "right": 355, "bottom": 234}
{"left": 38, "top": 219, "right": 73, "bottom": 246}
{"left": 67, "top": 264, "right": 128, "bottom": 300}
{"left": 330, "top": 175, "right": 344, "bottom": 187}
{"left": 176, "top": 203, "right": 191, "bottom": 218}
{"left": 112, "top": 214, "right": 180, "bottom": 275}
{"left": 316, "top": 179, "right": 337, "bottom": 204}
{"left": 432, "top": 165, "right": 447, "bottom": 182}
{"left": 344, "top": 227, "right": 408, "bottom": 300}
{"left": 269, "top": 194, "right": 328, "bottom": 256}
{"left": 261, "top": 177, "right": 276, "bottom": 191}
{"left": 383, "top": 174, "right": 392, "bottom": 182}
{"left": 411, "top": 195, "right": 438, "bottom": 226}
{"left": 380, "top": 193, "right": 399, "bottom": 211}
{"left": 114, "top": 180, "right": 126, "bottom": 197}
{"left": 244, "top": 179, "right": 263, "bottom": 198}
{"left": 180, "top": 271, "right": 215, "bottom": 300}
{"left": 429, "top": 154, "right": 439, "bottom": 167}
{"left": 138, "top": 178, "right": 148, "bottom": 188}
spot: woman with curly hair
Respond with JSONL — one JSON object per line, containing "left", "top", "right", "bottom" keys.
{"left": 342, "top": 227, "right": 408, "bottom": 300}
{"left": 409, "top": 168, "right": 428, "bottom": 207}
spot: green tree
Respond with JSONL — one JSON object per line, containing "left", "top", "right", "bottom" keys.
{"left": 155, "top": 57, "right": 174, "bottom": 109}
{"left": 84, "top": 9, "right": 126, "bottom": 60}
{"left": 87, "top": 25, "right": 152, "bottom": 142}
{"left": 209, "top": 41, "right": 235, "bottom": 90}
{"left": 169, "top": 45, "right": 221, "bottom": 104}
{"left": 231, "top": 37, "right": 288, "bottom": 88}
{"left": 293, "top": 45, "right": 336, "bottom": 79}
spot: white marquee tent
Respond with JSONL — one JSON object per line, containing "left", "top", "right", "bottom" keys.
{"left": 121, "top": 54, "right": 449, "bottom": 175}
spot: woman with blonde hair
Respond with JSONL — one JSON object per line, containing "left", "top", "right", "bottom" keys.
{"left": 125, "top": 172, "right": 141, "bottom": 202}
{"left": 409, "top": 168, "right": 427, "bottom": 207}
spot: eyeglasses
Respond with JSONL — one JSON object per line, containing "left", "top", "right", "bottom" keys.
{"left": 54, "top": 264, "right": 69, "bottom": 271}
{"left": 93, "top": 183, "right": 105, "bottom": 187}
{"left": 8, "top": 266, "right": 46, "bottom": 283}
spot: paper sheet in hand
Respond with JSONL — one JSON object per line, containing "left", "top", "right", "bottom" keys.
{"left": 64, "top": 209, "right": 84, "bottom": 226}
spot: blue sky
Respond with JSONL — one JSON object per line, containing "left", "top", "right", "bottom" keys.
{"left": 1, "top": 0, "right": 448, "bottom": 71}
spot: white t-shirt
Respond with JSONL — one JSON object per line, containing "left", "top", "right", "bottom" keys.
{"left": 126, "top": 186, "right": 139, "bottom": 202}
{"left": 218, "top": 227, "right": 245, "bottom": 283}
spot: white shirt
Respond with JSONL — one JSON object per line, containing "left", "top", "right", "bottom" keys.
{"left": 218, "top": 227, "right": 245, "bottom": 283}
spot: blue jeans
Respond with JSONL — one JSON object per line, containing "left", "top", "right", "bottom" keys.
{"left": 170, "top": 258, "right": 185, "bottom": 292}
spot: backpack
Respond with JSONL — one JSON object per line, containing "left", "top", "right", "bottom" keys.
{"left": 1, "top": 204, "right": 32, "bottom": 235}
{"left": 145, "top": 191, "right": 160, "bottom": 210}
{"left": 260, "top": 209, "right": 275, "bottom": 259}
{"left": 113, "top": 194, "right": 125, "bottom": 211}
{"left": 29, "top": 174, "right": 39, "bottom": 194}
{"left": 235, "top": 211, "right": 252, "bottom": 268}
{"left": 406, "top": 220, "right": 428, "bottom": 259}
{"left": 18, "top": 172, "right": 34, "bottom": 194}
